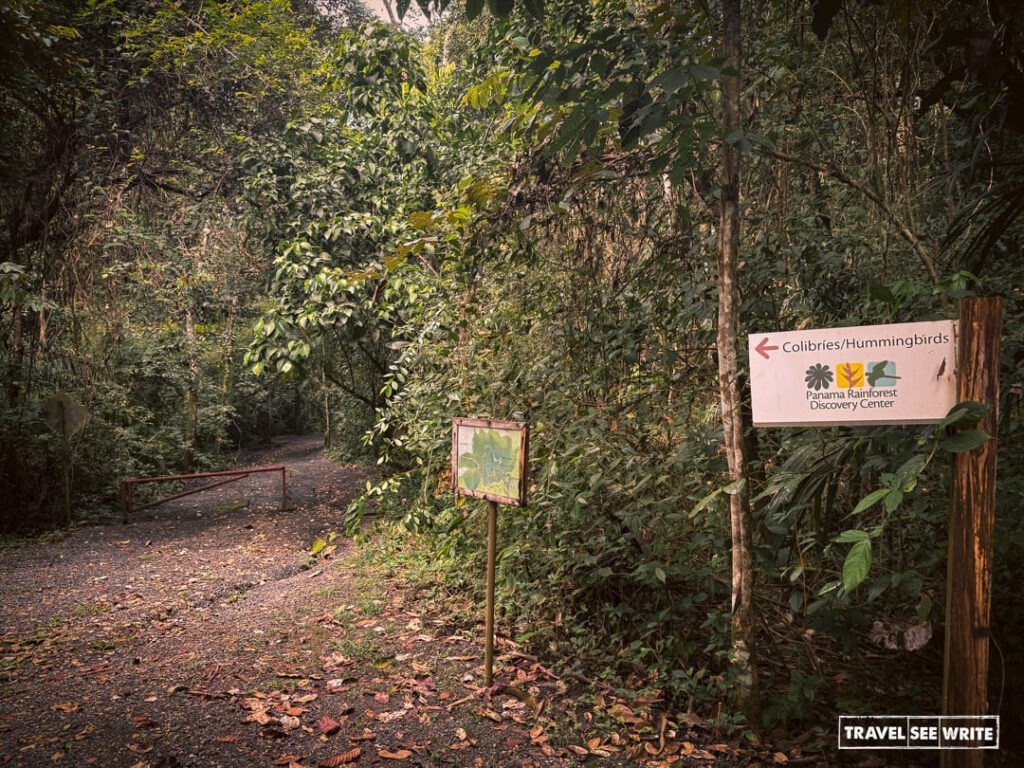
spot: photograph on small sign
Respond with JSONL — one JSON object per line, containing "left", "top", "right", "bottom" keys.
{"left": 451, "top": 418, "right": 527, "bottom": 507}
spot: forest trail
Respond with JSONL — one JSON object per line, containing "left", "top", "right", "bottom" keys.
{"left": 2, "top": 437, "right": 738, "bottom": 768}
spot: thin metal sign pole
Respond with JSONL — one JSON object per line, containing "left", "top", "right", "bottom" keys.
{"left": 484, "top": 499, "right": 498, "bottom": 687}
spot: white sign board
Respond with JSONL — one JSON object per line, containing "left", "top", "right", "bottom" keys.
{"left": 749, "top": 320, "right": 957, "bottom": 427}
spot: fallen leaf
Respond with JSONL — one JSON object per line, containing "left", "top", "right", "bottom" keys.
{"left": 773, "top": 752, "right": 789, "bottom": 764}
{"left": 131, "top": 714, "right": 158, "bottom": 729}
{"left": 455, "top": 727, "right": 468, "bottom": 741}
{"left": 218, "top": 735, "right": 239, "bottom": 743}
{"left": 349, "top": 729, "right": 376, "bottom": 742}
{"left": 281, "top": 715, "right": 301, "bottom": 731}
{"left": 378, "top": 749, "right": 412, "bottom": 759}
{"left": 319, "top": 716, "right": 342, "bottom": 735}
{"left": 567, "top": 745, "right": 589, "bottom": 756}
{"left": 318, "top": 749, "right": 361, "bottom": 767}
{"left": 51, "top": 702, "right": 79, "bottom": 713}
{"left": 478, "top": 708, "right": 502, "bottom": 723}
{"left": 272, "top": 755, "right": 302, "bottom": 766}
{"left": 374, "top": 692, "right": 390, "bottom": 704}
{"left": 607, "top": 702, "right": 644, "bottom": 725}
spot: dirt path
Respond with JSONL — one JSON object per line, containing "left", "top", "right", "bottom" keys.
{"left": 0, "top": 437, "right": 757, "bottom": 768}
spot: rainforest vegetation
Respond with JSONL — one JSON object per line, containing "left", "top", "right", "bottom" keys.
{"left": 3, "top": 0, "right": 1023, "bottom": 745}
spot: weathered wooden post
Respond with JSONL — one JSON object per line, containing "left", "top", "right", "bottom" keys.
{"left": 484, "top": 499, "right": 498, "bottom": 686}
{"left": 942, "top": 296, "right": 1002, "bottom": 768}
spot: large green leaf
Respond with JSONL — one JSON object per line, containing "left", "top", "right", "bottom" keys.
{"left": 487, "top": 0, "right": 515, "bottom": 17}
{"left": 842, "top": 539, "right": 872, "bottom": 593}
{"left": 940, "top": 430, "right": 990, "bottom": 453}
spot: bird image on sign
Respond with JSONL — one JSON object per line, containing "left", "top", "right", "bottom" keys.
{"left": 456, "top": 427, "right": 521, "bottom": 500}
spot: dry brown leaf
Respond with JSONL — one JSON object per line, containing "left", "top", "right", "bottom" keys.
{"left": 217, "top": 735, "right": 239, "bottom": 743}
{"left": 478, "top": 708, "right": 502, "bottom": 722}
{"left": 131, "top": 714, "right": 158, "bottom": 729}
{"left": 374, "top": 692, "right": 390, "bottom": 704}
{"left": 318, "top": 748, "right": 361, "bottom": 767}
{"left": 567, "top": 745, "right": 589, "bottom": 756}
{"left": 587, "top": 736, "right": 603, "bottom": 751}
{"left": 51, "top": 702, "right": 79, "bottom": 713}
{"left": 272, "top": 755, "right": 302, "bottom": 766}
{"left": 607, "top": 702, "right": 644, "bottom": 725}
{"left": 773, "top": 752, "right": 789, "bottom": 764}
{"left": 378, "top": 749, "right": 412, "bottom": 759}
{"left": 349, "top": 729, "right": 376, "bottom": 743}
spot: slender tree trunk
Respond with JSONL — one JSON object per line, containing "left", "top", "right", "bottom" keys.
{"left": 183, "top": 226, "right": 208, "bottom": 471}
{"left": 718, "top": 0, "right": 760, "bottom": 728}
{"left": 381, "top": 0, "right": 399, "bottom": 26}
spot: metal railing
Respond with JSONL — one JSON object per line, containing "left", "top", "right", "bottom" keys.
{"left": 119, "top": 465, "right": 287, "bottom": 523}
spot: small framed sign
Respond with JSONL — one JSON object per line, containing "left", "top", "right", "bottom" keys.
{"left": 451, "top": 418, "right": 528, "bottom": 507}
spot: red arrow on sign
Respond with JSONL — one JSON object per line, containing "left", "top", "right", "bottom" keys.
{"left": 755, "top": 337, "right": 779, "bottom": 360}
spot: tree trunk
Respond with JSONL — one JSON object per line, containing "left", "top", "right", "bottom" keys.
{"left": 718, "top": 0, "right": 760, "bottom": 728}
{"left": 941, "top": 297, "right": 1001, "bottom": 768}
{"left": 183, "top": 226, "right": 208, "bottom": 471}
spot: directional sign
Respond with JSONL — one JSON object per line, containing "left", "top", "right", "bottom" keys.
{"left": 748, "top": 320, "right": 957, "bottom": 427}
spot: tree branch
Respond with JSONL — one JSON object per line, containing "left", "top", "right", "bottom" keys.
{"left": 761, "top": 147, "right": 941, "bottom": 285}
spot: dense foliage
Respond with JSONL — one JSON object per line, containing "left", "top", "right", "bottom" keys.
{"left": 4, "top": 0, "right": 1023, "bottom": 737}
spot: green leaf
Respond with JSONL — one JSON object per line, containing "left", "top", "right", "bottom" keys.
{"left": 834, "top": 529, "right": 870, "bottom": 544}
{"left": 842, "top": 539, "right": 872, "bottom": 593}
{"left": 940, "top": 429, "right": 990, "bottom": 453}
{"left": 487, "top": 0, "right": 515, "bottom": 17}
{"left": 654, "top": 566, "right": 666, "bottom": 584}
{"left": 650, "top": 68, "right": 688, "bottom": 94}
{"left": 883, "top": 488, "right": 903, "bottom": 513}
{"left": 522, "top": 0, "right": 545, "bottom": 18}
{"left": 689, "top": 63, "right": 720, "bottom": 81}
{"left": 895, "top": 454, "right": 928, "bottom": 491}
{"left": 940, "top": 400, "right": 989, "bottom": 429}
{"left": 851, "top": 488, "right": 888, "bottom": 515}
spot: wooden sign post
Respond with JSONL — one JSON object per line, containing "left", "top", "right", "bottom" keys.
{"left": 750, "top": 302, "right": 1003, "bottom": 763}
{"left": 942, "top": 297, "right": 1002, "bottom": 768}
{"left": 451, "top": 418, "right": 528, "bottom": 687}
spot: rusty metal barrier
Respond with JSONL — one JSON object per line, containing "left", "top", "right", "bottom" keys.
{"left": 119, "top": 465, "right": 287, "bottom": 523}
